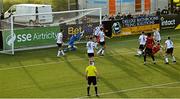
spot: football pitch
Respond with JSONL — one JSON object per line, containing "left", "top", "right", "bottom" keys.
{"left": 0, "top": 29, "right": 180, "bottom": 98}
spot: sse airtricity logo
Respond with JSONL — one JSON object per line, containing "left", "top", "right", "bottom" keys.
{"left": 6, "top": 33, "right": 16, "bottom": 46}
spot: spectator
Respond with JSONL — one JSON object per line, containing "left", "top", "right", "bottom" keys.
{"left": 121, "top": 14, "right": 127, "bottom": 20}
{"left": 174, "top": 7, "right": 180, "bottom": 14}
{"left": 161, "top": 6, "right": 169, "bottom": 15}
{"left": 109, "top": 14, "right": 115, "bottom": 21}
{"left": 156, "top": 8, "right": 161, "bottom": 16}
{"left": 102, "top": 15, "right": 109, "bottom": 21}
{"left": 127, "top": 12, "right": 133, "bottom": 19}
{"left": 115, "top": 12, "right": 121, "bottom": 20}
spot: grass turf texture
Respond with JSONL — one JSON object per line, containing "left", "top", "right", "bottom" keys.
{"left": 0, "top": 29, "right": 180, "bottom": 98}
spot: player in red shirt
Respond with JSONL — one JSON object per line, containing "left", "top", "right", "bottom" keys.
{"left": 152, "top": 43, "right": 161, "bottom": 54}
{"left": 144, "top": 33, "right": 156, "bottom": 65}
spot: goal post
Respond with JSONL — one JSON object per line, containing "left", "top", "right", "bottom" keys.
{"left": 0, "top": 8, "right": 102, "bottom": 55}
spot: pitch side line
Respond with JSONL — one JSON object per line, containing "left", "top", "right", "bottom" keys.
{"left": 78, "top": 81, "right": 180, "bottom": 98}
{"left": 152, "top": 87, "right": 180, "bottom": 89}
{"left": 0, "top": 51, "right": 134, "bottom": 71}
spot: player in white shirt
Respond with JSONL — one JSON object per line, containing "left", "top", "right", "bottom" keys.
{"left": 164, "top": 37, "right": 176, "bottom": 64}
{"left": 97, "top": 27, "right": 106, "bottom": 56}
{"left": 137, "top": 32, "right": 147, "bottom": 56}
{"left": 86, "top": 37, "right": 96, "bottom": 63}
{"left": 94, "top": 26, "right": 100, "bottom": 38}
{"left": 153, "top": 28, "right": 164, "bottom": 56}
{"left": 56, "top": 29, "right": 65, "bottom": 57}
{"left": 153, "top": 28, "right": 161, "bottom": 43}
{"left": 93, "top": 25, "right": 103, "bottom": 43}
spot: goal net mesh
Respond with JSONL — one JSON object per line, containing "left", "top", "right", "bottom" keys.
{"left": 1, "top": 8, "right": 102, "bottom": 54}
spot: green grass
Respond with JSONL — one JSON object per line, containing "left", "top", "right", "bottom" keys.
{"left": 0, "top": 29, "right": 180, "bottom": 98}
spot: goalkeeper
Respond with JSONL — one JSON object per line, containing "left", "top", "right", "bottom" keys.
{"left": 64, "top": 31, "right": 84, "bottom": 51}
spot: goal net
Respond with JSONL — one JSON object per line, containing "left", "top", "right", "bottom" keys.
{"left": 0, "top": 8, "right": 102, "bottom": 55}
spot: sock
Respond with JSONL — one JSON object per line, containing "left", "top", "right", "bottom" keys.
{"left": 165, "top": 56, "right": 169, "bottom": 63}
{"left": 95, "top": 86, "right": 98, "bottom": 95}
{"left": 92, "top": 61, "right": 94, "bottom": 66}
{"left": 101, "top": 49, "right": 104, "bottom": 55}
{"left": 144, "top": 54, "right": 146, "bottom": 62}
{"left": 87, "top": 86, "right": 90, "bottom": 95}
{"left": 95, "top": 42, "right": 98, "bottom": 49}
{"left": 97, "top": 48, "right": 102, "bottom": 54}
{"left": 57, "top": 51, "right": 61, "bottom": 56}
{"left": 151, "top": 55, "right": 155, "bottom": 61}
{"left": 172, "top": 56, "right": 176, "bottom": 62}
{"left": 61, "top": 50, "right": 65, "bottom": 56}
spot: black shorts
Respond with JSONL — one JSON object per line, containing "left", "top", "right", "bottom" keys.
{"left": 166, "top": 48, "right": 174, "bottom": 54}
{"left": 145, "top": 48, "right": 153, "bottom": 55}
{"left": 139, "top": 45, "right": 145, "bottom": 50}
{"left": 87, "top": 76, "right": 97, "bottom": 85}
{"left": 99, "top": 41, "right": 105, "bottom": 46}
{"left": 57, "top": 43, "right": 62, "bottom": 47}
{"left": 155, "top": 40, "right": 160, "bottom": 43}
{"left": 88, "top": 53, "right": 94, "bottom": 57}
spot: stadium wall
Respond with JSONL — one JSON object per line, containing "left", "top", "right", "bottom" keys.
{"left": 78, "top": 0, "right": 169, "bottom": 15}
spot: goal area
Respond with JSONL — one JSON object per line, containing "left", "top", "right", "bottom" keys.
{"left": 0, "top": 8, "right": 102, "bottom": 55}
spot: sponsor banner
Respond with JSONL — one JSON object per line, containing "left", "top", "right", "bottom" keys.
{"left": 119, "top": 24, "right": 160, "bottom": 36}
{"left": 160, "top": 14, "right": 180, "bottom": 30}
{"left": 3, "top": 26, "right": 59, "bottom": 49}
{"left": 61, "top": 22, "right": 99, "bottom": 37}
{"left": 160, "top": 15, "right": 178, "bottom": 29}
{"left": 175, "top": 14, "right": 180, "bottom": 30}
{"left": 122, "top": 16, "right": 159, "bottom": 27}
{"left": 102, "top": 16, "right": 160, "bottom": 37}
{"left": 2, "top": 22, "right": 99, "bottom": 50}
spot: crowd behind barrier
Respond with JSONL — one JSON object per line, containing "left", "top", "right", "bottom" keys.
{"left": 102, "top": 5, "right": 180, "bottom": 22}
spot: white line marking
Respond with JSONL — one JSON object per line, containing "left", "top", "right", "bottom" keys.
{"left": 78, "top": 81, "right": 180, "bottom": 98}
{"left": 152, "top": 87, "right": 180, "bottom": 89}
{"left": 0, "top": 51, "right": 134, "bottom": 71}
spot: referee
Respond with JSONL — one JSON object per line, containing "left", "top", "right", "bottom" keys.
{"left": 85, "top": 61, "right": 99, "bottom": 97}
